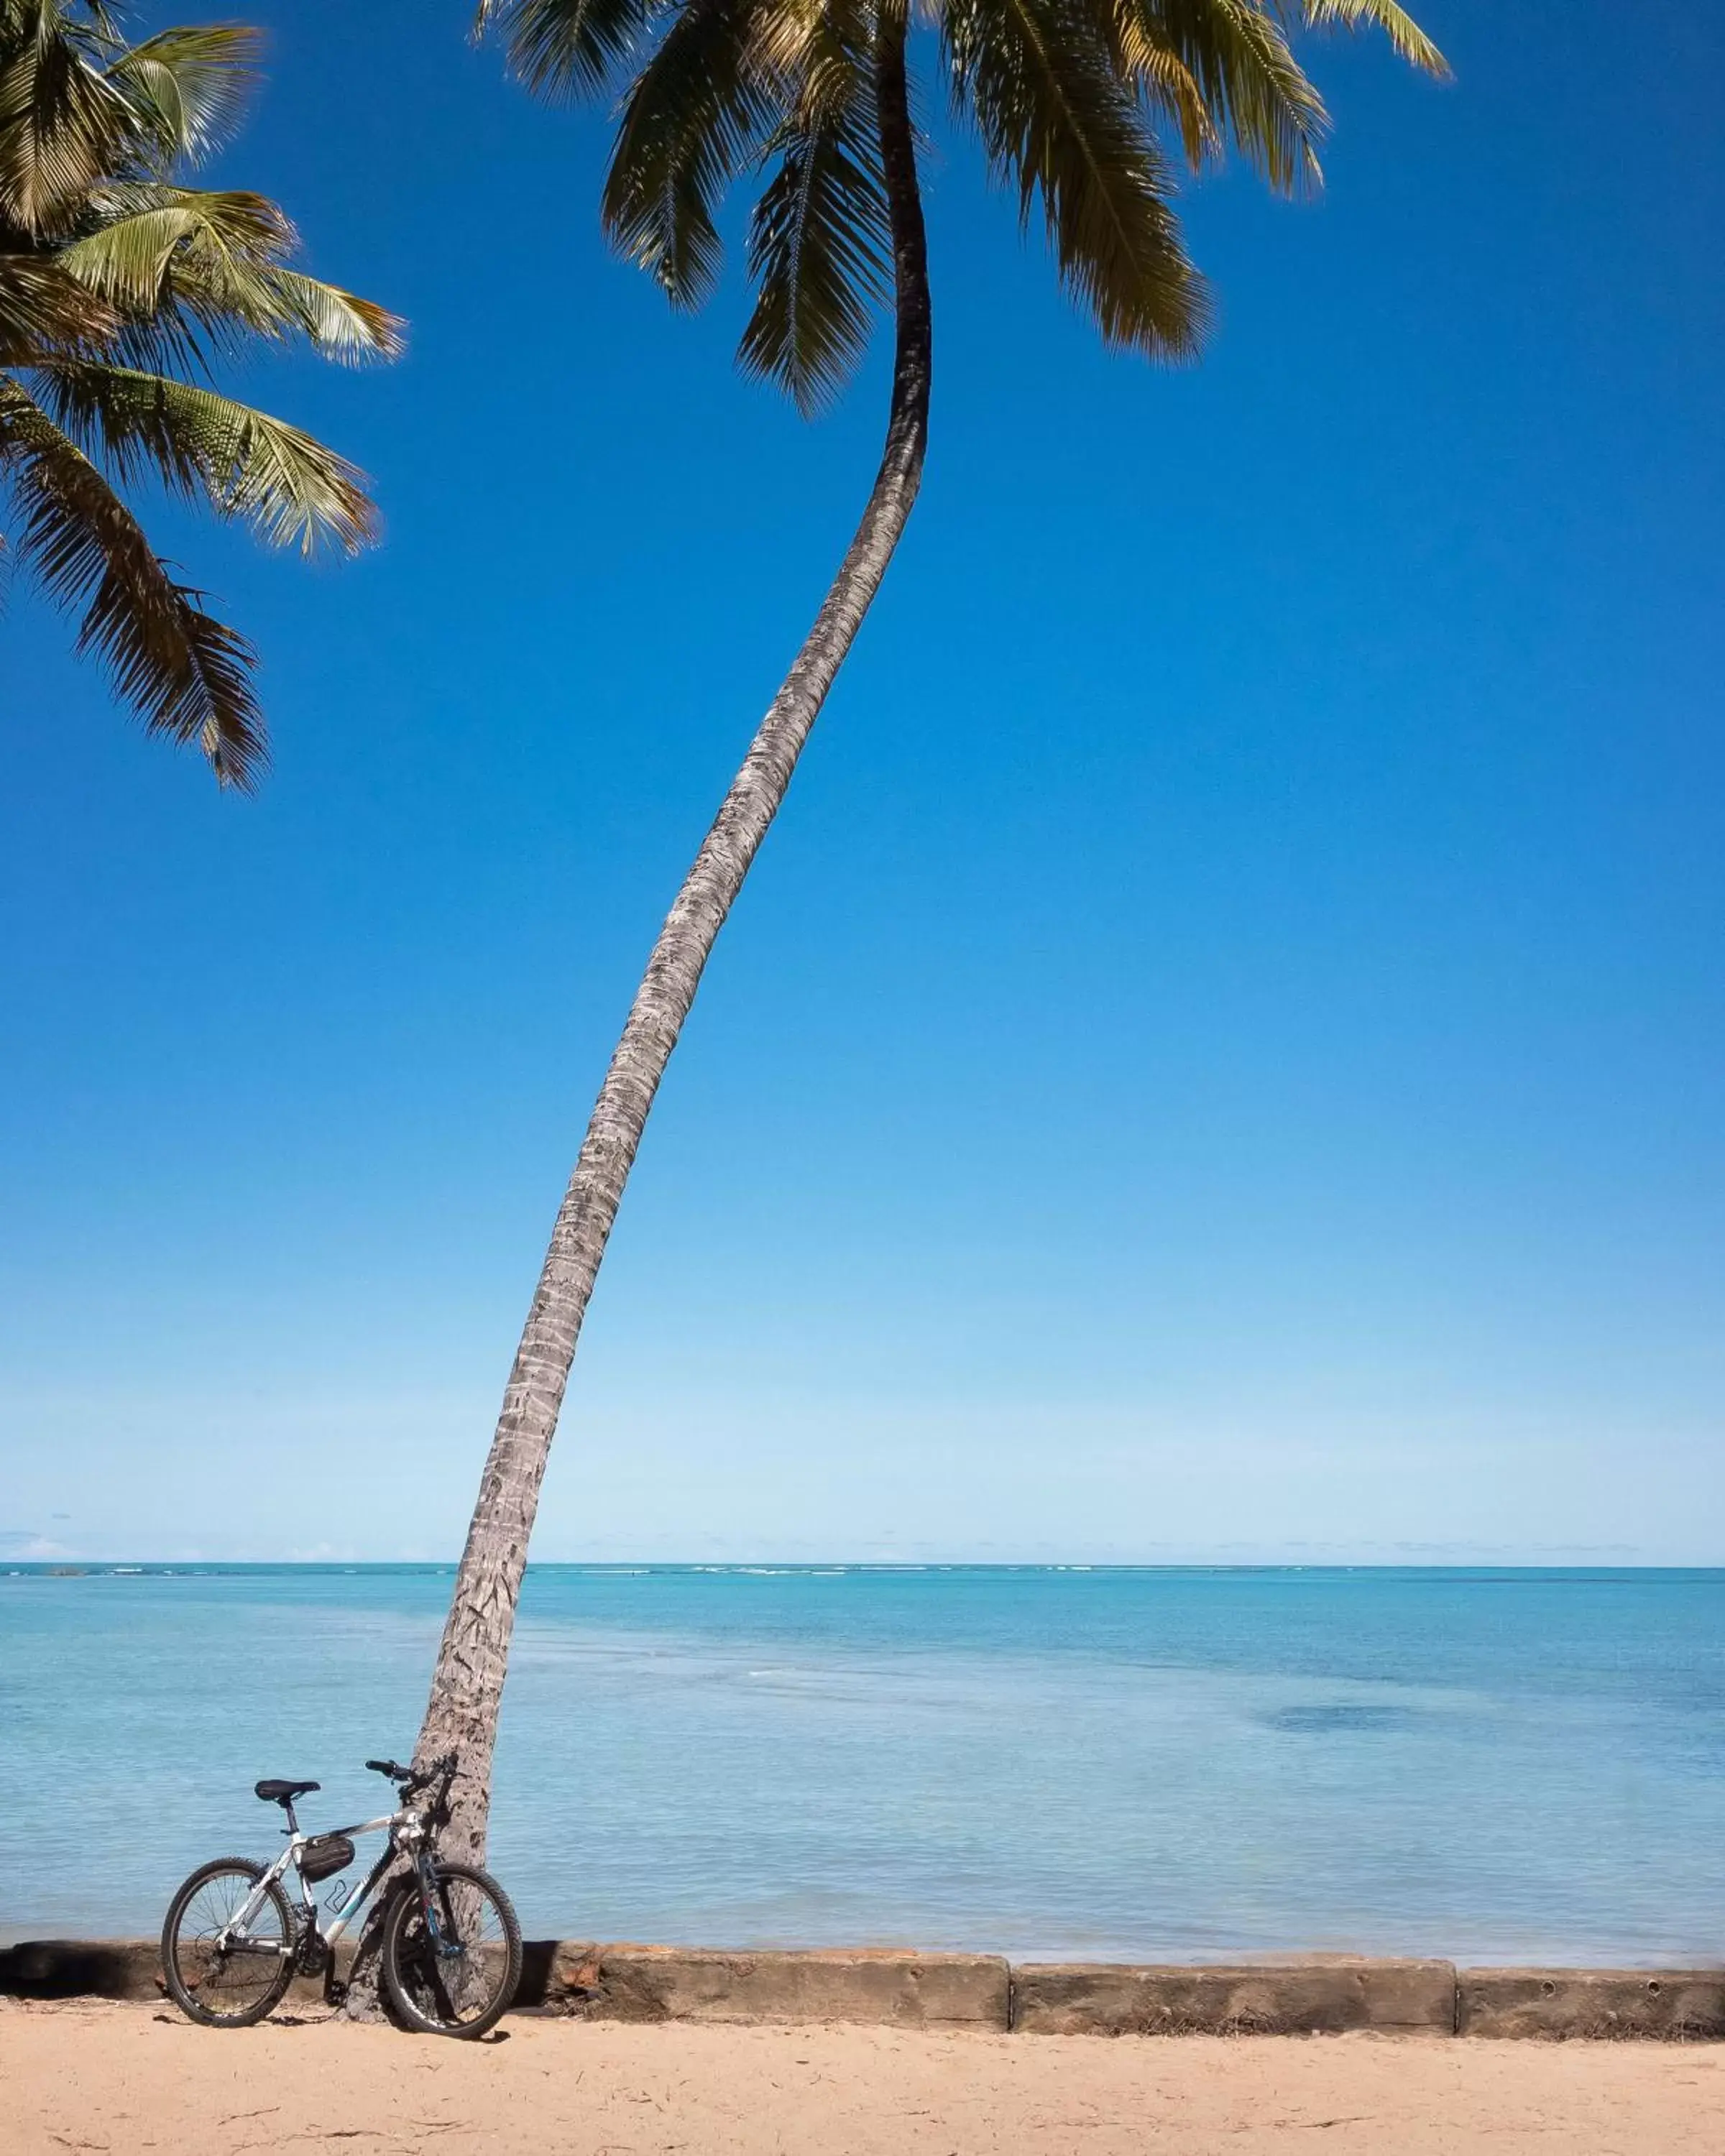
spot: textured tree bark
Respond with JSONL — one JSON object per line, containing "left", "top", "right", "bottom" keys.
{"left": 341, "top": 14, "right": 931, "bottom": 2016}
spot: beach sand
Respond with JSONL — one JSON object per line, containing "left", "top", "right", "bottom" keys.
{"left": 4, "top": 1996, "right": 1721, "bottom": 2153}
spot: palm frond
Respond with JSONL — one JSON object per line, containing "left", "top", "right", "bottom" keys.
{"left": 55, "top": 186, "right": 293, "bottom": 311}
{"left": 0, "top": 249, "right": 116, "bottom": 359}
{"left": 1113, "top": 32, "right": 1219, "bottom": 173}
{"left": 104, "top": 22, "right": 264, "bottom": 165}
{"left": 738, "top": 55, "right": 891, "bottom": 414}
{"left": 1300, "top": 0, "right": 1448, "bottom": 78}
{"left": 0, "top": 373, "right": 265, "bottom": 784}
{"left": 742, "top": 0, "right": 870, "bottom": 88}
{"left": 0, "top": 0, "right": 120, "bottom": 45}
{"left": 601, "top": 0, "right": 778, "bottom": 307}
{"left": 56, "top": 185, "right": 403, "bottom": 359}
{"left": 474, "top": 0, "right": 655, "bottom": 101}
{"left": 0, "top": 0, "right": 124, "bottom": 48}
{"left": 946, "top": 0, "right": 1210, "bottom": 358}
{"left": 242, "top": 266, "right": 405, "bottom": 361}
{"left": 0, "top": 1, "right": 132, "bottom": 236}
{"left": 1119, "top": 0, "right": 1326, "bottom": 195}
{"left": 35, "top": 359, "right": 380, "bottom": 553}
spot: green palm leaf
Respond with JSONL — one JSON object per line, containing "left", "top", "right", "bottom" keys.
{"left": 946, "top": 0, "right": 1211, "bottom": 358}
{"left": 474, "top": 0, "right": 655, "bottom": 100}
{"left": 103, "top": 22, "right": 263, "bottom": 162}
{"left": 738, "top": 55, "right": 891, "bottom": 415}
{"left": 1300, "top": 0, "right": 1448, "bottom": 78}
{"left": 242, "top": 266, "right": 405, "bottom": 361}
{"left": 0, "top": 1, "right": 132, "bottom": 236}
{"left": 0, "top": 249, "right": 116, "bottom": 359}
{"left": 1120, "top": 0, "right": 1327, "bottom": 195}
{"left": 55, "top": 186, "right": 294, "bottom": 309}
{"left": 601, "top": 0, "right": 777, "bottom": 306}
{"left": 0, "top": 374, "right": 265, "bottom": 785}
{"left": 1108, "top": 27, "right": 1220, "bottom": 174}
{"left": 35, "top": 359, "right": 380, "bottom": 553}
{"left": 58, "top": 186, "right": 405, "bottom": 360}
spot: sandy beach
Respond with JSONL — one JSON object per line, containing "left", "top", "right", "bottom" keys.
{"left": 5, "top": 1998, "right": 1722, "bottom": 2155}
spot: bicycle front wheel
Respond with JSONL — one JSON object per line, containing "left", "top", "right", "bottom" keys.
{"left": 161, "top": 1858, "right": 296, "bottom": 2028}
{"left": 380, "top": 1860, "right": 522, "bottom": 2038}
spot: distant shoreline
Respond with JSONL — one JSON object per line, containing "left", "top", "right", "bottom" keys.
{"left": 8, "top": 1559, "right": 1719, "bottom": 1577}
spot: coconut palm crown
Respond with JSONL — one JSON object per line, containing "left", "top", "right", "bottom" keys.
{"left": 479, "top": 0, "right": 1448, "bottom": 410}
{"left": 0, "top": 2, "right": 402, "bottom": 787}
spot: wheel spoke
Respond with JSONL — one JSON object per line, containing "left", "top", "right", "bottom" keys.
{"left": 165, "top": 1863, "right": 293, "bottom": 2026}
{"left": 386, "top": 1866, "right": 518, "bottom": 2033}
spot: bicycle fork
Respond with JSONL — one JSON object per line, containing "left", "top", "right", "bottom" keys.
{"left": 316, "top": 1856, "right": 446, "bottom": 2006}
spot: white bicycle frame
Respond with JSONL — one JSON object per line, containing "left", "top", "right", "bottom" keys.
{"left": 216, "top": 1796, "right": 430, "bottom": 1959}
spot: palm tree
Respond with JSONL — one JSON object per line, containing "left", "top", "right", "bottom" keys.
{"left": 0, "top": 2, "right": 402, "bottom": 786}
{"left": 417, "top": 0, "right": 1448, "bottom": 1854}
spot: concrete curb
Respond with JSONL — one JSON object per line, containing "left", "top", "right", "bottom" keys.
{"left": 6, "top": 1940, "right": 1724, "bottom": 2040}
{"left": 1456, "top": 1968, "right": 1725, "bottom": 2041}
{"left": 1011, "top": 1958, "right": 1457, "bottom": 2036}
{"left": 537, "top": 1944, "right": 1011, "bottom": 2029}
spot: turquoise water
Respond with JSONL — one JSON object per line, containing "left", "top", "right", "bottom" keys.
{"left": 3, "top": 1565, "right": 1723, "bottom": 1963}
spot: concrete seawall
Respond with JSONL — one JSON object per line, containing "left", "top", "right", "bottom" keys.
{"left": 5, "top": 1940, "right": 1723, "bottom": 2040}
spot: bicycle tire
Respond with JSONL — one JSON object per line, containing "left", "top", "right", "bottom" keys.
{"left": 380, "top": 1860, "right": 522, "bottom": 2038}
{"left": 162, "top": 1857, "right": 297, "bottom": 2029}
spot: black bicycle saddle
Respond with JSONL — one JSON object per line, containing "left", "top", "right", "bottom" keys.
{"left": 254, "top": 1778, "right": 320, "bottom": 1804}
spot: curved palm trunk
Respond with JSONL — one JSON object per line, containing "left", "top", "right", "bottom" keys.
{"left": 419, "top": 17, "right": 930, "bottom": 1859}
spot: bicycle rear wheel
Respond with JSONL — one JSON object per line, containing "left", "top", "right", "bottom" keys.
{"left": 380, "top": 1860, "right": 521, "bottom": 2038}
{"left": 162, "top": 1858, "right": 296, "bottom": 2028}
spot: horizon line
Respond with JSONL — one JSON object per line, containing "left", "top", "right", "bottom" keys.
{"left": 6, "top": 1557, "right": 1719, "bottom": 1575}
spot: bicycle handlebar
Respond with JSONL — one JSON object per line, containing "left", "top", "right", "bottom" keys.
{"left": 365, "top": 1751, "right": 458, "bottom": 1792}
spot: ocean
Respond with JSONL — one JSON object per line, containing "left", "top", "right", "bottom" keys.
{"left": 3, "top": 1564, "right": 1722, "bottom": 1964}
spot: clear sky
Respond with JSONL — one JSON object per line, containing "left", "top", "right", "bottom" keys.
{"left": 2, "top": 1, "right": 1721, "bottom": 1565}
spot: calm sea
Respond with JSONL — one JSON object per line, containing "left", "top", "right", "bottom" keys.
{"left": 3, "top": 1564, "right": 1723, "bottom": 1964}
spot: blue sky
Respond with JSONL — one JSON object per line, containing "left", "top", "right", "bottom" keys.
{"left": 2, "top": 1, "right": 1721, "bottom": 1563}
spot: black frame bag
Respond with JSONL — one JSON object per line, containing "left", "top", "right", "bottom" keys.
{"left": 298, "top": 1833, "right": 356, "bottom": 1884}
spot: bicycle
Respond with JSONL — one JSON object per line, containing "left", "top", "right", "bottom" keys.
{"left": 160, "top": 1751, "right": 523, "bottom": 2038}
